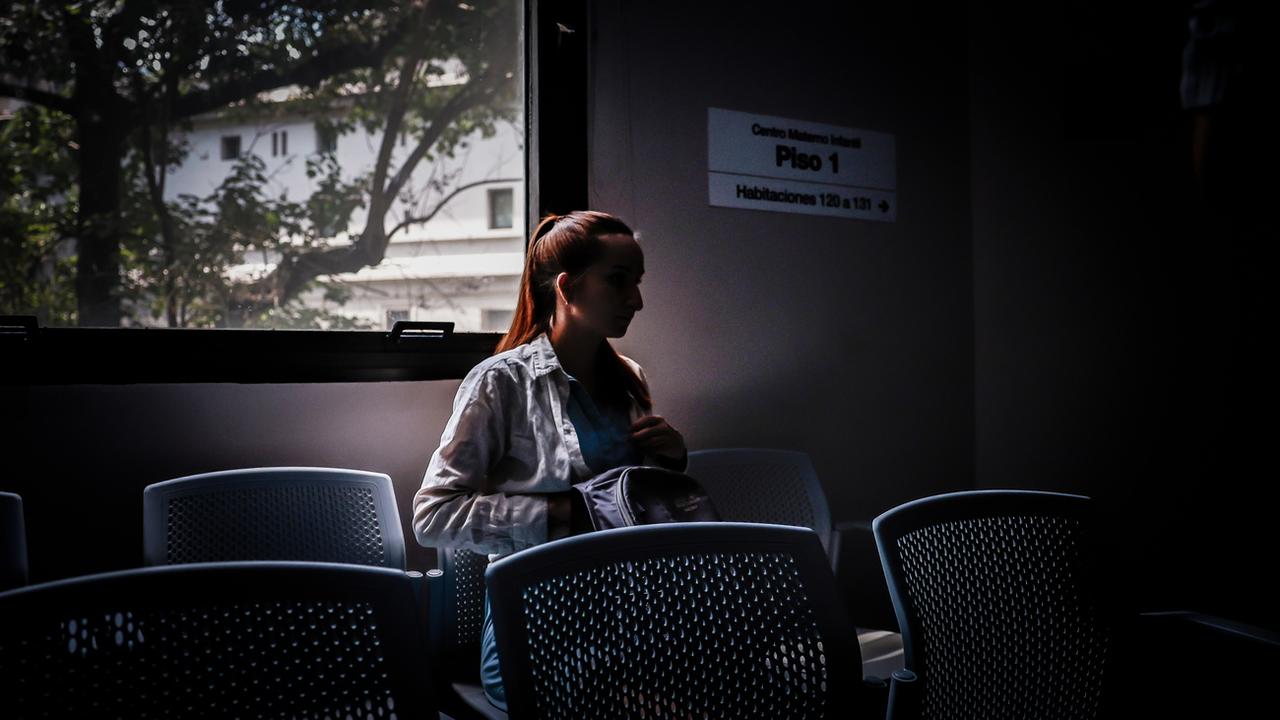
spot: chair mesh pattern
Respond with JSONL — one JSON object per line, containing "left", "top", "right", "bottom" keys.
{"left": 693, "top": 460, "right": 816, "bottom": 530}
{"left": 165, "top": 485, "right": 387, "bottom": 566}
{"left": 0, "top": 600, "right": 402, "bottom": 719}
{"left": 896, "top": 516, "right": 1110, "bottom": 720}
{"left": 520, "top": 551, "right": 831, "bottom": 719}
{"left": 453, "top": 549, "right": 489, "bottom": 650}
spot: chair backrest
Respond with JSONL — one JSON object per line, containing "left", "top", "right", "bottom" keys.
{"left": 143, "top": 466, "right": 406, "bottom": 568}
{"left": 686, "top": 448, "right": 833, "bottom": 552}
{"left": 0, "top": 492, "right": 28, "bottom": 591}
{"left": 873, "top": 490, "right": 1117, "bottom": 720}
{"left": 433, "top": 545, "right": 490, "bottom": 682}
{"left": 0, "top": 561, "right": 435, "bottom": 718}
{"left": 486, "top": 522, "right": 864, "bottom": 720}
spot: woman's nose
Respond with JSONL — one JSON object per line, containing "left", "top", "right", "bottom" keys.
{"left": 629, "top": 285, "right": 643, "bottom": 311}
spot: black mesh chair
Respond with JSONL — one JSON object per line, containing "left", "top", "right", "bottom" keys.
{"left": 687, "top": 449, "right": 904, "bottom": 672}
{"left": 686, "top": 449, "right": 832, "bottom": 552}
{"left": 429, "top": 546, "right": 503, "bottom": 719}
{"left": 0, "top": 492, "right": 28, "bottom": 591}
{"left": 143, "top": 466, "right": 406, "bottom": 568}
{"left": 486, "top": 522, "right": 886, "bottom": 720}
{"left": 0, "top": 561, "right": 436, "bottom": 718}
{"left": 872, "top": 490, "right": 1123, "bottom": 720}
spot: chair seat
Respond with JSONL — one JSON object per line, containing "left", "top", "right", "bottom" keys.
{"left": 450, "top": 682, "right": 509, "bottom": 720}
{"left": 858, "top": 628, "right": 905, "bottom": 680}
{"left": 440, "top": 638, "right": 898, "bottom": 720}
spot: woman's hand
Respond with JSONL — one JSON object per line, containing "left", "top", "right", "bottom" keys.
{"left": 630, "top": 415, "right": 687, "bottom": 465}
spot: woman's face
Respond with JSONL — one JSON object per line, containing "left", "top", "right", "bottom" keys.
{"left": 562, "top": 233, "right": 645, "bottom": 338}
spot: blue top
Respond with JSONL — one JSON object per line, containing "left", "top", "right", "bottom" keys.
{"left": 480, "top": 373, "right": 640, "bottom": 710}
{"left": 564, "top": 373, "right": 643, "bottom": 473}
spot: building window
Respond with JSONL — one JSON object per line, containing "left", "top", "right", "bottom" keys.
{"left": 315, "top": 124, "right": 338, "bottom": 154}
{"left": 385, "top": 309, "right": 411, "bottom": 330}
{"left": 271, "top": 130, "right": 288, "bottom": 157}
{"left": 482, "top": 308, "right": 514, "bottom": 333}
{"left": 488, "top": 187, "right": 513, "bottom": 229}
{"left": 220, "top": 135, "right": 241, "bottom": 161}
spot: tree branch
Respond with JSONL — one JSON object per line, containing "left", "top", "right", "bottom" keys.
{"left": 387, "top": 177, "right": 521, "bottom": 240}
{"left": 171, "top": 5, "right": 444, "bottom": 121}
{"left": 369, "top": 44, "right": 428, "bottom": 217}
{"left": 263, "top": 70, "right": 511, "bottom": 301}
{"left": 173, "top": 38, "right": 398, "bottom": 119}
{"left": 231, "top": 7, "right": 519, "bottom": 307}
{"left": 382, "top": 70, "right": 501, "bottom": 202}
{"left": 0, "top": 81, "right": 77, "bottom": 117}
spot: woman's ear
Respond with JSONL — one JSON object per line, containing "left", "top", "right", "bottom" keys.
{"left": 554, "top": 271, "right": 573, "bottom": 305}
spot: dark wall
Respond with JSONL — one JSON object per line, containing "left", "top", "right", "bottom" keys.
{"left": 592, "top": 0, "right": 976, "bottom": 523}
{"left": 1, "top": 382, "right": 459, "bottom": 582}
{"left": 970, "top": 1, "right": 1276, "bottom": 625}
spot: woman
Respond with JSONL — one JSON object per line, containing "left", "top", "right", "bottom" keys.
{"left": 412, "top": 210, "right": 688, "bottom": 711}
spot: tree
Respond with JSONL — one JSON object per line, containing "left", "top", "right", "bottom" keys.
{"left": 1, "top": 0, "right": 520, "bottom": 327}
{"left": 0, "top": 102, "right": 78, "bottom": 325}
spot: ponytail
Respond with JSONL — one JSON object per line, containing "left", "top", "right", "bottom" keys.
{"left": 496, "top": 211, "right": 652, "bottom": 412}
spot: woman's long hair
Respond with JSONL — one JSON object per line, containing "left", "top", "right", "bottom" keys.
{"left": 496, "top": 210, "right": 652, "bottom": 411}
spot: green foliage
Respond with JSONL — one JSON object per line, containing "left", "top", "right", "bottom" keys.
{"left": 304, "top": 153, "right": 367, "bottom": 239}
{"left": 0, "top": 104, "right": 78, "bottom": 325}
{"left": 1, "top": 0, "right": 521, "bottom": 328}
{"left": 239, "top": 287, "right": 378, "bottom": 330}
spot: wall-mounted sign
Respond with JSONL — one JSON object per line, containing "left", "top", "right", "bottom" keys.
{"left": 707, "top": 107, "right": 896, "bottom": 222}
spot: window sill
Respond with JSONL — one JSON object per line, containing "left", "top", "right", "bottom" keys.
{"left": 1, "top": 324, "right": 500, "bottom": 385}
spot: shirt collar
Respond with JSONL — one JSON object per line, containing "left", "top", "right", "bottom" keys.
{"left": 529, "top": 331, "right": 563, "bottom": 378}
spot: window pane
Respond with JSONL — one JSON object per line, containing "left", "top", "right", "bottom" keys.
{"left": 221, "top": 136, "right": 241, "bottom": 161}
{"left": 482, "top": 308, "right": 515, "bottom": 332}
{"left": 1, "top": 1, "right": 526, "bottom": 331}
{"left": 385, "top": 308, "right": 411, "bottom": 330}
{"left": 316, "top": 124, "right": 338, "bottom": 154}
{"left": 489, "top": 188, "right": 514, "bottom": 229}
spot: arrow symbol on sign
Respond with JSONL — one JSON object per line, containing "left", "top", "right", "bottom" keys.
{"left": 879, "top": 200, "right": 890, "bottom": 212}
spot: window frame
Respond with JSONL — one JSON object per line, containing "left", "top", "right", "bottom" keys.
{"left": 220, "top": 134, "right": 241, "bottom": 161}
{"left": 488, "top": 186, "right": 515, "bottom": 229}
{"left": 3, "top": 0, "right": 588, "bottom": 386}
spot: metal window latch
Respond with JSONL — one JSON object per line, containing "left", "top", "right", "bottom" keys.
{"left": 0, "top": 315, "right": 38, "bottom": 342}
{"left": 390, "top": 321, "right": 454, "bottom": 344}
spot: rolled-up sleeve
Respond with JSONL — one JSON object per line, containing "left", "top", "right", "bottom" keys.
{"left": 413, "top": 365, "right": 549, "bottom": 556}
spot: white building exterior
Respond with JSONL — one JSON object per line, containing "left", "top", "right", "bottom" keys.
{"left": 165, "top": 88, "right": 525, "bottom": 332}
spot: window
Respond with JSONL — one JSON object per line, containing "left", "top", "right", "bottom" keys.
{"left": 385, "top": 309, "right": 411, "bottom": 330}
{"left": 315, "top": 124, "right": 338, "bottom": 154}
{"left": 271, "top": 130, "right": 288, "bottom": 157}
{"left": 221, "top": 135, "right": 241, "bottom": 161}
{"left": 482, "top": 309, "right": 515, "bottom": 333}
{"left": 488, "top": 187, "right": 514, "bottom": 229}
{"left": 1, "top": 1, "right": 528, "bottom": 336}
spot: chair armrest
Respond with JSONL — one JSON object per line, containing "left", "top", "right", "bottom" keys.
{"left": 886, "top": 668, "right": 920, "bottom": 720}
{"left": 1121, "top": 610, "right": 1280, "bottom": 717}
{"left": 1138, "top": 610, "right": 1280, "bottom": 650}
{"left": 420, "top": 568, "right": 447, "bottom": 667}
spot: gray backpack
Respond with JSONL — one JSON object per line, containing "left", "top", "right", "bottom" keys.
{"left": 570, "top": 465, "right": 720, "bottom": 532}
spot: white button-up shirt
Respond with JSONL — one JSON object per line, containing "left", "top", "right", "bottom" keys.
{"left": 412, "top": 332, "right": 676, "bottom": 558}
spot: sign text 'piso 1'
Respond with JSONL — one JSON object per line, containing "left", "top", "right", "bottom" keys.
{"left": 707, "top": 107, "right": 897, "bottom": 222}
